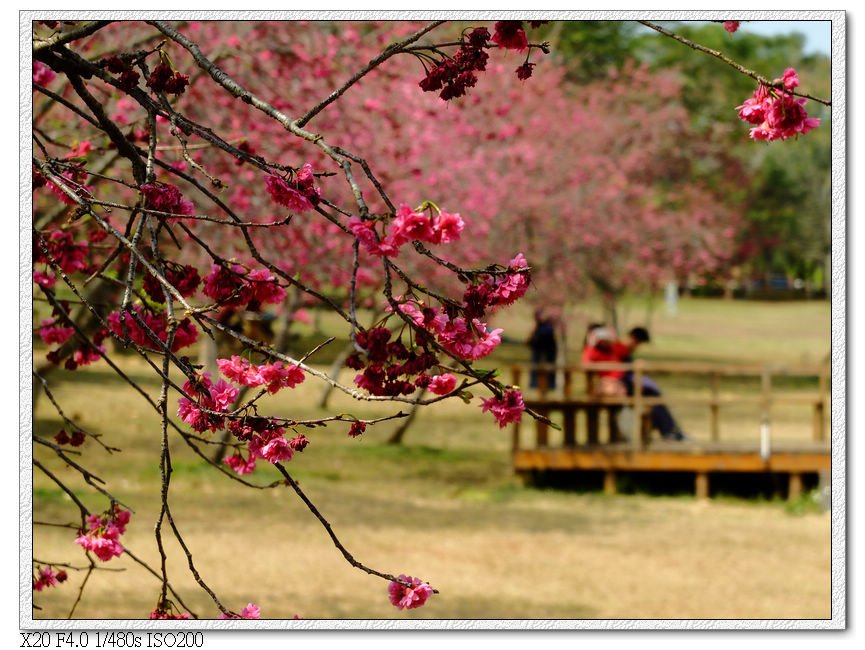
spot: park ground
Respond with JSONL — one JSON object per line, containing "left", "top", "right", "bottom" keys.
{"left": 31, "top": 297, "right": 833, "bottom": 620}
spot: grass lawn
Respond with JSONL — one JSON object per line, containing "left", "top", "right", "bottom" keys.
{"left": 30, "top": 298, "right": 833, "bottom": 620}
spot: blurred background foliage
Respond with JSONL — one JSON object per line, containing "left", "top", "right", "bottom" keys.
{"left": 533, "top": 21, "right": 832, "bottom": 296}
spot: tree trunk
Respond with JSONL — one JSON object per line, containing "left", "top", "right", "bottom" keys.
{"left": 317, "top": 340, "right": 355, "bottom": 409}
{"left": 386, "top": 387, "right": 427, "bottom": 445}
{"left": 33, "top": 278, "right": 118, "bottom": 409}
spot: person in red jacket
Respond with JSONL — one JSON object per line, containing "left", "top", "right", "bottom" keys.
{"left": 580, "top": 326, "right": 629, "bottom": 397}
{"left": 582, "top": 325, "right": 687, "bottom": 441}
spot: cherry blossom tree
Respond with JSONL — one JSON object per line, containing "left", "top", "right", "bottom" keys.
{"left": 29, "top": 18, "right": 828, "bottom": 619}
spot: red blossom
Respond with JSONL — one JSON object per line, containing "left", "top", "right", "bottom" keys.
{"left": 515, "top": 62, "right": 535, "bottom": 81}
{"left": 388, "top": 575, "right": 434, "bottom": 610}
{"left": 492, "top": 21, "right": 528, "bottom": 52}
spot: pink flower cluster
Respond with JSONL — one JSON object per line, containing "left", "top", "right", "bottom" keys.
{"left": 428, "top": 373, "right": 458, "bottom": 395}
{"left": 347, "top": 326, "right": 440, "bottom": 397}
{"left": 348, "top": 204, "right": 464, "bottom": 258}
{"left": 265, "top": 164, "right": 321, "bottom": 213}
{"left": 492, "top": 21, "right": 528, "bottom": 52}
{"left": 177, "top": 372, "right": 238, "bottom": 433}
{"left": 33, "top": 566, "right": 67, "bottom": 592}
{"left": 142, "top": 263, "right": 201, "bottom": 303}
{"left": 202, "top": 264, "right": 286, "bottom": 309}
{"left": 428, "top": 312, "right": 503, "bottom": 361}
{"left": 44, "top": 325, "right": 107, "bottom": 371}
{"left": 223, "top": 424, "right": 309, "bottom": 473}
{"left": 216, "top": 356, "right": 305, "bottom": 394}
{"left": 106, "top": 304, "right": 198, "bottom": 352}
{"left": 35, "top": 230, "right": 90, "bottom": 275}
{"left": 54, "top": 429, "right": 86, "bottom": 446}
{"left": 146, "top": 63, "right": 190, "bottom": 95}
{"left": 388, "top": 575, "right": 434, "bottom": 610}
{"left": 724, "top": 21, "right": 740, "bottom": 33}
{"left": 348, "top": 421, "right": 366, "bottom": 437}
{"left": 103, "top": 55, "right": 141, "bottom": 92}
{"left": 737, "top": 68, "right": 820, "bottom": 141}
{"left": 39, "top": 318, "right": 75, "bottom": 345}
{"left": 482, "top": 253, "right": 531, "bottom": 308}
{"left": 33, "top": 61, "right": 56, "bottom": 86}
{"left": 75, "top": 507, "right": 131, "bottom": 562}
{"left": 419, "top": 27, "right": 490, "bottom": 101}
{"left": 218, "top": 603, "right": 261, "bottom": 619}
{"left": 33, "top": 270, "right": 56, "bottom": 289}
{"left": 140, "top": 182, "right": 195, "bottom": 216}
{"left": 480, "top": 389, "right": 526, "bottom": 428}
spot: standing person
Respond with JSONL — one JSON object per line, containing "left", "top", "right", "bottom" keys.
{"left": 619, "top": 327, "right": 688, "bottom": 441}
{"left": 528, "top": 308, "right": 558, "bottom": 390}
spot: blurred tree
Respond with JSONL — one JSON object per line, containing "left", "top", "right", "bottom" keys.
{"left": 539, "top": 21, "right": 832, "bottom": 295}
{"left": 632, "top": 23, "right": 832, "bottom": 292}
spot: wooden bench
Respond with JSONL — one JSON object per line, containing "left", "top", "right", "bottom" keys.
{"left": 515, "top": 398, "right": 653, "bottom": 452}
{"left": 513, "top": 364, "right": 655, "bottom": 448}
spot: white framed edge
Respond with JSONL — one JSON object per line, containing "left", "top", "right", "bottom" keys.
{"left": 20, "top": 8, "right": 847, "bottom": 632}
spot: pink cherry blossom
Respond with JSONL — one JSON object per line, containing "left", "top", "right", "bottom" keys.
{"left": 224, "top": 452, "right": 257, "bottom": 475}
{"left": 389, "top": 204, "right": 435, "bottom": 245}
{"left": 723, "top": 21, "right": 740, "bottom": 33}
{"left": 75, "top": 507, "right": 131, "bottom": 562}
{"left": 256, "top": 362, "right": 305, "bottom": 394}
{"left": 246, "top": 268, "right": 287, "bottom": 305}
{"left": 217, "top": 356, "right": 262, "bottom": 385}
{"left": 491, "top": 21, "right": 528, "bottom": 52}
{"left": 257, "top": 435, "right": 294, "bottom": 463}
{"left": 431, "top": 210, "right": 465, "bottom": 244}
{"left": 736, "top": 70, "right": 820, "bottom": 141}
{"left": 33, "top": 270, "right": 56, "bottom": 289}
{"left": 428, "top": 374, "right": 458, "bottom": 395}
{"left": 210, "top": 379, "right": 239, "bottom": 410}
{"left": 265, "top": 174, "right": 314, "bottom": 213}
{"left": 39, "top": 319, "right": 75, "bottom": 345}
{"left": 33, "top": 61, "right": 56, "bottom": 86}
{"left": 140, "top": 183, "right": 195, "bottom": 216}
{"left": 480, "top": 389, "right": 525, "bottom": 428}
{"left": 388, "top": 575, "right": 434, "bottom": 610}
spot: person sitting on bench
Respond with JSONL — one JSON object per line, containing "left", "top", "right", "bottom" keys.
{"left": 618, "top": 327, "right": 688, "bottom": 442}
{"left": 581, "top": 325, "right": 688, "bottom": 442}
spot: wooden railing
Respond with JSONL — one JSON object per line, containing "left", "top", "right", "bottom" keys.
{"left": 511, "top": 361, "right": 830, "bottom": 450}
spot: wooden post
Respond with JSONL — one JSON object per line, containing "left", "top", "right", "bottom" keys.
{"left": 563, "top": 405, "right": 577, "bottom": 447}
{"left": 632, "top": 361, "right": 644, "bottom": 449}
{"left": 788, "top": 473, "right": 803, "bottom": 501}
{"left": 695, "top": 472, "right": 709, "bottom": 500}
{"left": 511, "top": 419, "right": 520, "bottom": 454}
{"left": 710, "top": 371, "right": 720, "bottom": 442}
{"left": 563, "top": 369, "right": 573, "bottom": 399}
{"left": 814, "top": 365, "right": 828, "bottom": 442}
{"left": 512, "top": 366, "right": 522, "bottom": 389}
{"left": 538, "top": 367, "right": 549, "bottom": 398}
{"left": 604, "top": 470, "right": 617, "bottom": 495}
{"left": 609, "top": 407, "right": 621, "bottom": 443}
{"left": 760, "top": 366, "right": 772, "bottom": 461}
{"left": 536, "top": 408, "right": 549, "bottom": 448}
{"left": 586, "top": 406, "right": 599, "bottom": 445}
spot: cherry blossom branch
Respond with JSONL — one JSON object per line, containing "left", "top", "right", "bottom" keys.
{"left": 637, "top": 20, "right": 831, "bottom": 106}
{"left": 33, "top": 21, "right": 114, "bottom": 53}
{"left": 274, "top": 464, "right": 438, "bottom": 594}
{"left": 294, "top": 21, "right": 447, "bottom": 128}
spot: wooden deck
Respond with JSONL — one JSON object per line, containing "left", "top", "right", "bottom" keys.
{"left": 511, "top": 362, "right": 831, "bottom": 499}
